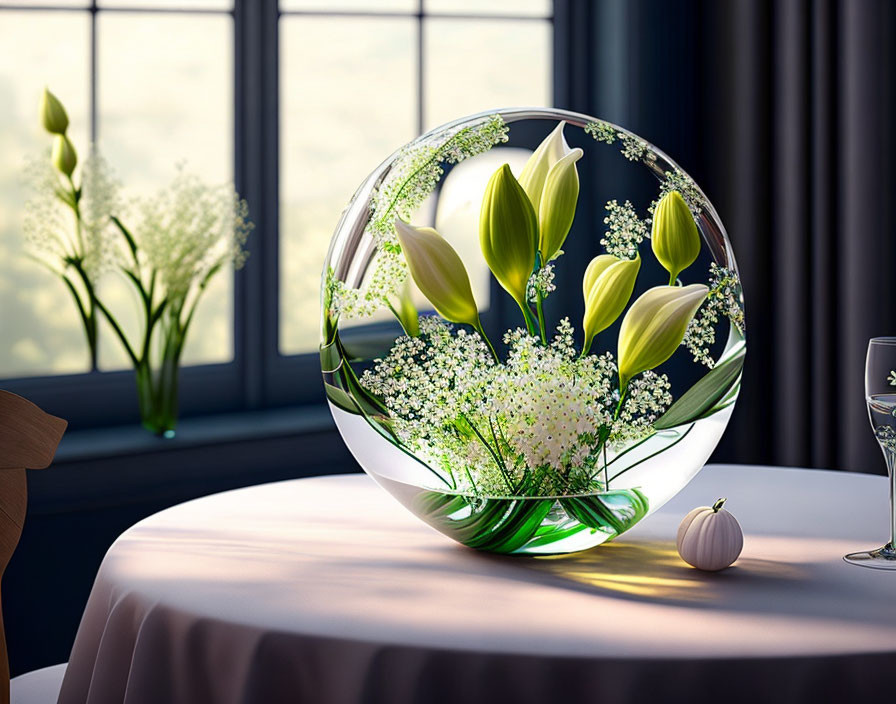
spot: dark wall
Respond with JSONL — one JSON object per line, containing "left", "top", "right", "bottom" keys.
{"left": 559, "top": 0, "right": 896, "bottom": 473}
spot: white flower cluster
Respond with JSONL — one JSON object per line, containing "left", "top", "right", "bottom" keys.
{"left": 24, "top": 147, "right": 122, "bottom": 283}
{"left": 649, "top": 168, "right": 705, "bottom": 218}
{"left": 584, "top": 121, "right": 656, "bottom": 164}
{"left": 682, "top": 263, "right": 745, "bottom": 367}
{"left": 526, "top": 264, "right": 556, "bottom": 304}
{"left": 361, "top": 317, "right": 672, "bottom": 496}
{"left": 584, "top": 120, "right": 618, "bottom": 144}
{"left": 601, "top": 199, "right": 648, "bottom": 259}
{"left": 330, "top": 115, "right": 509, "bottom": 320}
{"left": 361, "top": 316, "right": 496, "bottom": 427}
{"left": 134, "top": 166, "right": 251, "bottom": 303}
{"left": 612, "top": 371, "right": 673, "bottom": 443}
{"left": 619, "top": 134, "right": 649, "bottom": 162}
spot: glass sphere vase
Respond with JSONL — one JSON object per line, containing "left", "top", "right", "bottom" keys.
{"left": 320, "top": 108, "right": 745, "bottom": 555}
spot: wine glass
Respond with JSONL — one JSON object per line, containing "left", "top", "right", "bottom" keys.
{"left": 844, "top": 337, "right": 896, "bottom": 569}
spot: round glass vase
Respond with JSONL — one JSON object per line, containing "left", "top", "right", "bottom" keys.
{"left": 320, "top": 108, "right": 746, "bottom": 555}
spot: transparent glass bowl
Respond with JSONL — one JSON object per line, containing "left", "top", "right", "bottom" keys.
{"left": 320, "top": 108, "right": 745, "bottom": 555}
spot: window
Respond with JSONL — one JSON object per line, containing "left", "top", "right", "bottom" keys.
{"left": 0, "top": 0, "right": 553, "bottom": 429}
{"left": 279, "top": 0, "right": 552, "bottom": 354}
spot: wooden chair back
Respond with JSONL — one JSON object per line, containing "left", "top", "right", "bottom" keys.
{"left": 0, "top": 391, "right": 66, "bottom": 704}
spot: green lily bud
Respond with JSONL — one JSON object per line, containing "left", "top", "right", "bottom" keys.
{"left": 479, "top": 163, "right": 537, "bottom": 312}
{"left": 518, "top": 121, "right": 569, "bottom": 215}
{"left": 394, "top": 219, "right": 480, "bottom": 329}
{"left": 651, "top": 190, "right": 701, "bottom": 284}
{"left": 52, "top": 134, "right": 77, "bottom": 177}
{"left": 618, "top": 283, "right": 708, "bottom": 388}
{"left": 582, "top": 254, "right": 640, "bottom": 354}
{"left": 40, "top": 88, "right": 69, "bottom": 135}
{"left": 538, "top": 147, "right": 583, "bottom": 262}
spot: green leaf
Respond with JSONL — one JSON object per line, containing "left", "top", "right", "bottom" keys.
{"left": 111, "top": 215, "right": 138, "bottom": 257}
{"left": 324, "top": 382, "right": 359, "bottom": 414}
{"left": 319, "top": 340, "right": 343, "bottom": 373}
{"left": 413, "top": 491, "right": 554, "bottom": 553}
{"left": 560, "top": 488, "right": 649, "bottom": 535}
{"left": 654, "top": 345, "right": 745, "bottom": 430}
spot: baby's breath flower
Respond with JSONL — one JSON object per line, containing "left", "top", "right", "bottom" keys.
{"left": 332, "top": 114, "right": 509, "bottom": 319}
{"left": 24, "top": 146, "right": 122, "bottom": 283}
{"left": 601, "top": 199, "right": 647, "bottom": 259}
{"left": 134, "top": 166, "right": 252, "bottom": 304}
{"left": 611, "top": 371, "right": 672, "bottom": 444}
{"left": 682, "top": 263, "right": 745, "bottom": 367}
{"left": 526, "top": 264, "right": 556, "bottom": 304}
{"left": 619, "top": 133, "right": 649, "bottom": 162}
{"left": 361, "top": 316, "right": 673, "bottom": 497}
{"left": 649, "top": 168, "right": 706, "bottom": 219}
{"left": 79, "top": 150, "right": 123, "bottom": 279}
{"left": 584, "top": 120, "right": 618, "bottom": 144}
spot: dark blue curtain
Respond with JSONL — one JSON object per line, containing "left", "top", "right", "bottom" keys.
{"left": 556, "top": 0, "right": 896, "bottom": 473}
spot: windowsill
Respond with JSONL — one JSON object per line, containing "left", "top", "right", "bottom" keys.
{"left": 30, "top": 403, "right": 359, "bottom": 517}
{"left": 55, "top": 404, "right": 335, "bottom": 462}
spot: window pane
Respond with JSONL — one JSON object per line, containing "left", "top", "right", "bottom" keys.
{"left": 96, "top": 1, "right": 232, "bottom": 8}
{"left": 0, "top": 11, "right": 91, "bottom": 378}
{"left": 424, "top": 0, "right": 551, "bottom": 17}
{"left": 0, "top": 1, "right": 87, "bottom": 6}
{"left": 279, "top": 16, "right": 415, "bottom": 354}
{"left": 97, "top": 12, "right": 233, "bottom": 369}
{"left": 423, "top": 18, "right": 552, "bottom": 130}
{"left": 280, "top": 0, "right": 415, "bottom": 12}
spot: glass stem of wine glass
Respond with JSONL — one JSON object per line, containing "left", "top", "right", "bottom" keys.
{"left": 887, "top": 448, "right": 896, "bottom": 551}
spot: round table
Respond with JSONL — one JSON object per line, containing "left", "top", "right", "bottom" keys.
{"left": 58, "top": 465, "right": 896, "bottom": 704}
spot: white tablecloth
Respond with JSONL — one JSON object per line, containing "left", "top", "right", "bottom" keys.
{"left": 58, "top": 465, "right": 896, "bottom": 703}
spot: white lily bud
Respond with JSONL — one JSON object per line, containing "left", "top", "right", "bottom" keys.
{"left": 518, "top": 120, "right": 571, "bottom": 215}
{"left": 394, "top": 219, "right": 480, "bottom": 329}
{"left": 618, "top": 284, "right": 708, "bottom": 388}
{"left": 582, "top": 254, "right": 640, "bottom": 354}
{"left": 538, "top": 147, "right": 583, "bottom": 262}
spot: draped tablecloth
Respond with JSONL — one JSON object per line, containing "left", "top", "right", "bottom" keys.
{"left": 58, "top": 465, "right": 896, "bottom": 704}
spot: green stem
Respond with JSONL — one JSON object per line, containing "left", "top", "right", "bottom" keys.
{"left": 385, "top": 301, "right": 414, "bottom": 337}
{"left": 461, "top": 412, "right": 512, "bottom": 492}
{"left": 65, "top": 175, "right": 85, "bottom": 255}
{"left": 379, "top": 125, "right": 479, "bottom": 224}
{"left": 602, "top": 442, "right": 609, "bottom": 490}
{"left": 536, "top": 290, "right": 547, "bottom": 344}
{"left": 602, "top": 432, "right": 658, "bottom": 470}
{"left": 614, "top": 385, "right": 628, "bottom": 421}
{"left": 518, "top": 299, "right": 538, "bottom": 337}
{"left": 60, "top": 271, "right": 97, "bottom": 369}
{"left": 93, "top": 296, "right": 139, "bottom": 367}
{"left": 59, "top": 177, "right": 98, "bottom": 368}
{"left": 668, "top": 272, "right": 677, "bottom": 286}
{"left": 608, "top": 424, "right": 695, "bottom": 483}
{"left": 473, "top": 321, "right": 499, "bottom": 362}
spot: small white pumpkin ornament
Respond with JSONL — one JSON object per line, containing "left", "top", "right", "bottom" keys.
{"left": 676, "top": 498, "right": 743, "bottom": 571}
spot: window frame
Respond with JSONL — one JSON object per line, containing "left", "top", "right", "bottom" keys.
{"left": 0, "top": 0, "right": 560, "bottom": 430}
